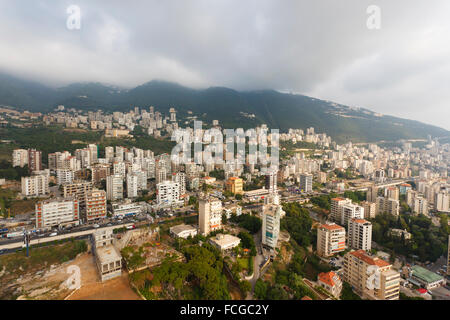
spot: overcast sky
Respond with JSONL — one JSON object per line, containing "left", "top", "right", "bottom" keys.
{"left": 0, "top": 1, "right": 449, "bottom": 129}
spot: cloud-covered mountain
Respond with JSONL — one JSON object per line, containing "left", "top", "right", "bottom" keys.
{"left": 0, "top": 73, "right": 448, "bottom": 143}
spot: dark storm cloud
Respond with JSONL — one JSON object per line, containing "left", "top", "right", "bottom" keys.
{"left": 0, "top": 0, "right": 449, "bottom": 129}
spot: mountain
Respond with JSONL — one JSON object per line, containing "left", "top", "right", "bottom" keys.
{"left": 0, "top": 73, "right": 448, "bottom": 143}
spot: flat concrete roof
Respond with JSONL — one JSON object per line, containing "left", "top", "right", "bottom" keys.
{"left": 96, "top": 245, "right": 121, "bottom": 264}
{"left": 209, "top": 234, "right": 240, "bottom": 249}
{"left": 170, "top": 224, "right": 197, "bottom": 234}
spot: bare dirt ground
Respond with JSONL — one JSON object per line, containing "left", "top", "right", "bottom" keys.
{"left": 9, "top": 252, "right": 140, "bottom": 300}
{"left": 68, "top": 272, "right": 141, "bottom": 300}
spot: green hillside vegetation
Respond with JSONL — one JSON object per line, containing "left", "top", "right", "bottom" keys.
{"left": 1, "top": 74, "right": 448, "bottom": 143}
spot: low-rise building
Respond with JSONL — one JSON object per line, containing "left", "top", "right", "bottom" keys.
{"left": 208, "top": 234, "right": 241, "bottom": 251}
{"left": 169, "top": 224, "right": 198, "bottom": 239}
{"left": 409, "top": 265, "right": 444, "bottom": 290}
{"left": 317, "top": 271, "right": 342, "bottom": 298}
{"left": 92, "top": 229, "right": 122, "bottom": 282}
{"left": 111, "top": 200, "right": 143, "bottom": 218}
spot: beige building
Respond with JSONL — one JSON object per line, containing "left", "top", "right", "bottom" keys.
{"left": 226, "top": 177, "right": 244, "bottom": 195}
{"left": 317, "top": 223, "right": 346, "bottom": 257}
{"left": 63, "top": 181, "right": 93, "bottom": 207}
{"left": 343, "top": 250, "right": 400, "bottom": 300}
{"left": 361, "top": 201, "right": 377, "bottom": 219}
{"left": 199, "top": 196, "right": 222, "bottom": 236}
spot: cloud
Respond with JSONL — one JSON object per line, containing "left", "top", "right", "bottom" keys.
{"left": 0, "top": 0, "right": 449, "bottom": 129}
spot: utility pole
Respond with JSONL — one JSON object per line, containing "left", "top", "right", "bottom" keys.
{"left": 23, "top": 231, "right": 31, "bottom": 257}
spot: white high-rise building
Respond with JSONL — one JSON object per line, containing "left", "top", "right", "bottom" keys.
{"left": 262, "top": 204, "right": 282, "bottom": 250}
{"left": 172, "top": 172, "right": 186, "bottom": 195}
{"left": 199, "top": 197, "right": 222, "bottom": 236}
{"left": 330, "top": 197, "right": 352, "bottom": 222}
{"left": 435, "top": 192, "right": 450, "bottom": 212}
{"left": 21, "top": 175, "right": 49, "bottom": 197}
{"left": 106, "top": 175, "right": 123, "bottom": 201}
{"left": 126, "top": 173, "right": 138, "bottom": 198}
{"left": 105, "top": 146, "right": 115, "bottom": 162}
{"left": 340, "top": 203, "right": 364, "bottom": 227}
{"left": 156, "top": 180, "right": 180, "bottom": 206}
{"left": 299, "top": 173, "right": 313, "bottom": 193}
{"left": 56, "top": 169, "right": 74, "bottom": 185}
{"left": 412, "top": 196, "right": 428, "bottom": 216}
{"left": 12, "top": 149, "right": 29, "bottom": 168}
{"left": 348, "top": 218, "right": 372, "bottom": 251}
{"left": 113, "top": 161, "right": 126, "bottom": 178}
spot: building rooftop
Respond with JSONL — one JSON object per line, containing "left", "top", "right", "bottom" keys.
{"left": 349, "top": 250, "right": 390, "bottom": 268}
{"left": 96, "top": 245, "right": 121, "bottom": 264}
{"left": 318, "top": 271, "right": 339, "bottom": 287}
{"left": 170, "top": 224, "right": 197, "bottom": 235}
{"left": 320, "top": 223, "right": 345, "bottom": 231}
{"left": 411, "top": 265, "right": 443, "bottom": 283}
{"left": 209, "top": 234, "right": 240, "bottom": 250}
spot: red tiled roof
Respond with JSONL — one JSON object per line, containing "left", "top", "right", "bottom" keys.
{"left": 350, "top": 250, "right": 390, "bottom": 267}
{"left": 318, "top": 271, "right": 339, "bottom": 287}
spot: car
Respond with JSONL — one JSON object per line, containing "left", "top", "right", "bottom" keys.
{"left": 93, "top": 224, "right": 100, "bottom": 228}
{"left": 49, "top": 232, "right": 58, "bottom": 237}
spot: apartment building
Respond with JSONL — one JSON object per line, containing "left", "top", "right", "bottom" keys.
{"left": 366, "top": 185, "right": 378, "bottom": 203}
{"left": 106, "top": 175, "right": 123, "bottom": 201}
{"left": 12, "top": 149, "right": 29, "bottom": 168}
{"left": 85, "top": 189, "right": 107, "bottom": 221}
{"left": 91, "top": 163, "right": 110, "bottom": 184}
{"left": 265, "top": 170, "right": 278, "bottom": 194}
{"left": 21, "top": 174, "right": 49, "bottom": 197}
{"left": 299, "top": 173, "right": 313, "bottom": 193}
{"left": 28, "top": 149, "right": 42, "bottom": 172}
{"left": 56, "top": 169, "right": 74, "bottom": 185}
{"left": 348, "top": 218, "right": 372, "bottom": 251}
{"left": 126, "top": 173, "right": 138, "bottom": 198}
{"left": 317, "top": 222, "right": 346, "bottom": 257}
{"left": 172, "top": 172, "right": 186, "bottom": 195}
{"left": 330, "top": 197, "right": 352, "bottom": 222}
{"left": 63, "top": 181, "right": 93, "bottom": 207}
{"left": 35, "top": 198, "right": 79, "bottom": 228}
{"left": 376, "top": 196, "right": 400, "bottom": 216}
{"left": 199, "top": 196, "right": 222, "bottom": 236}
{"left": 262, "top": 204, "right": 282, "bottom": 250}
{"left": 226, "top": 177, "right": 244, "bottom": 195}
{"left": 343, "top": 250, "right": 400, "bottom": 300}
{"left": 435, "top": 192, "right": 450, "bottom": 212}
{"left": 340, "top": 203, "right": 364, "bottom": 227}
{"left": 361, "top": 201, "right": 377, "bottom": 219}
{"left": 156, "top": 180, "right": 180, "bottom": 206}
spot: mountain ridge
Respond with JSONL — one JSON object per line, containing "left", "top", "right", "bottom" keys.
{"left": 0, "top": 73, "right": 448, "bottom": 144}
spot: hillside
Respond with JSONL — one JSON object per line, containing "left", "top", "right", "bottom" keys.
{"left": 0, "top": 73, "right": 448, "bottom": 143}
